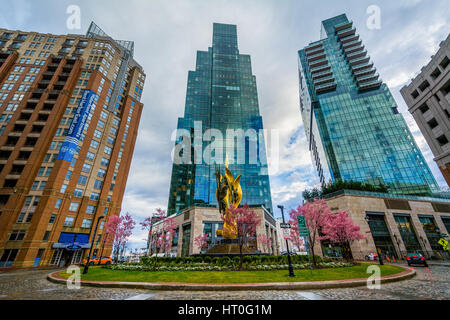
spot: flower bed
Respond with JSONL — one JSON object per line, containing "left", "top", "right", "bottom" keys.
{"left": 105, "top": 260, "right": 354, "bottom": 272}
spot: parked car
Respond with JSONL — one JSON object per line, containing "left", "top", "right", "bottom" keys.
{"left": 82, "top": 256, "right": 112, "bottom": 266}
{"left": 406, "top": 253, "right": 428, "bottom": 267}
{"left": 364, "top": 252, "right": 379, "bottom": 261}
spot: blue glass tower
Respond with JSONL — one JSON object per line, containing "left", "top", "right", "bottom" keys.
{"left": 168, "top": 23, "right": 273, "bottom": 215}
{"left": 298, "top": 14, "right": 439, "bottom": 195}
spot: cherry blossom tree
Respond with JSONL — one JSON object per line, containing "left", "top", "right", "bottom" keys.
{"left": 288, "top": 199, "right": 331, "bottom": 266}
{"left": 140, "top": 208, "right": 166, "bottom": 256}
{"left": 105, "top": 212, "right": 136, "bottom": 263}
{"left": 321, "top": 210, "right": 365, "bottom": 260}
{"left": 154, "top": 216, "right": 178, "bottom": 257}
{"left": 221, "top": 204, "right": 261, "bottom": 269}
{"left": 194, "top": 233, "right": 209, "bottom": 253}
{"left": 257, "top": 234, "right": 273, "bottom": 254}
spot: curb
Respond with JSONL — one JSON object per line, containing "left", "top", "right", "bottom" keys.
{"left": 47, "top": 265, "right": 416, "bottom": 291}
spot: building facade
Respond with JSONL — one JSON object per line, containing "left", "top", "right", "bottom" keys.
{"left": 0, "top": 22, "right": 145, "bottom": 268}
{"left": 167, "top": 23, "right": 273, "bottom": 216}
{"left": 150, "top": 205, "right": 279, "bottom": 257}
{"left": 298, "top": 14, "right": 439, "bottom": 196}
{"left": 401, "top": 34, "right": 450, "bottom": 186}
{"left": 322, "top": 190, "right": 450, "bottom": 260}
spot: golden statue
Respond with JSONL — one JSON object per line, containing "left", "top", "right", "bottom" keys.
{"left": 215, "top": 156, "right": 242, "bottom": 239}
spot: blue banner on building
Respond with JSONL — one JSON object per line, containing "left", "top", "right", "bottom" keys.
{"left": 57, "top": 89, "right": 98, "bottom": 162}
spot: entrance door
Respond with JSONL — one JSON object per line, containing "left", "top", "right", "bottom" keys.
{"left": 181, "top": 224, "right": 191, "bottom": 257}
{"left": 367, "top": 214, "right": 398, "bottom": 259}
{"left": 394, "top": 215, "right": 423, "bottom": 255}
{"left": 71, "top": 250, "right": 82, "bottom": 264}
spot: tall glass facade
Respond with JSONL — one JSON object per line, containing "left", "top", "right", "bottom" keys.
{"left": 168, "top": 23, "right": 273, "bottom": 215}
{"left": 298, "top": 14, "right": 439, "bottom": 196}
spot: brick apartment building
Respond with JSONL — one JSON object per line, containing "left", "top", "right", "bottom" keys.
{"left": 0, "top": 22, "right": 145, "bottom": 268}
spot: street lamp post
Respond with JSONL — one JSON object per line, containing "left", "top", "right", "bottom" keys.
{"left": 277, "top": 205, "right": 295, "bottom": 277}
{"left": 99, "top": 232, "right": 108, "bottom": 261}
{"left": 364, "top": 215, "right": 383, "bottom": 265}
{"left": 83, "top": 215, "right": 105, "bottom": 274}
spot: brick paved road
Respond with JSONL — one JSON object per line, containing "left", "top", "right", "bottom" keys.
{"left": 0, "top": 264, "right": 448, "bottom": 300}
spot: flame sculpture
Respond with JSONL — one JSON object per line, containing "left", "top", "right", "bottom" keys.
{"left": 215, "top": 157, "right": 242, "bottom": 239}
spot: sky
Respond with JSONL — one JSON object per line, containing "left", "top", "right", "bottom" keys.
{"left": 2, "top": 0, "right": 449, "bottom": 251}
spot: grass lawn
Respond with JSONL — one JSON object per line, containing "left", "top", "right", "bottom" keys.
{"left": 58, "top": 263, "right": 405, "bottom": 284}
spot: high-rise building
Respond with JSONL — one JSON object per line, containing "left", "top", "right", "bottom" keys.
{"left": 401, "top": 34, "right": 450, "bottom": 186}
{"left": 298, "top": 14, "right": 439, "bottom": 196}
{"left": 167, "top": 23, "right": 273, "bottom": 215}
{"left": 0, "top": 22, "right": 145, "bottom": 268}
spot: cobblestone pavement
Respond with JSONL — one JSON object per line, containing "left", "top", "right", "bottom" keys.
{"left": 0, "top": 264, "right": 448, "bottom": 300}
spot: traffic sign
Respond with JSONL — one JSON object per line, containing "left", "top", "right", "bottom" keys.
{"left": 280, "top": 223, "right": 291, "bottom": 228}
{"left": 297, "top": 216, "right": 309, "bottom": 237}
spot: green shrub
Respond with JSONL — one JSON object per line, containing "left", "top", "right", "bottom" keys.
{"left": 212, "top": 257, "right": 221, "bottom": 265}
{"left": 220, "top": 256, "right": 232, "bottom": 265}
{"left": 140, "top": 256, "right": 150, "bottom": 265}
{"left": 203, "top": 256, "right": 212, "bottom": 264}
{"left": 193, "top": 256, "right": 204, "bottom": 263}
{"left": 243, "top": 256, "right": 252, "bottom": 264}
{"left": 232, "top": 256, "right": 240, "bottom": 266}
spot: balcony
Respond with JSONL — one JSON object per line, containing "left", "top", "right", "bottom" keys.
{"left": 305, "top": 46, "right": 324, "bottom": 57}
{"left": 315, "top": 82, "right": 337, "bottom": 94}
{"left": 347, "top": 50, "right": 367, "bottom": 61}
{"left": 359, "top": 79, "right": 382, "bottom": 91}
{"left": 312, "top": 70, "right": 333, "bottom": 80}
{"left": 356, "top": 73, "right": 379, "bottom": 84}
{"left": 314, "top": 76, "right": 335, "bottom": 86}
{"left": 305, "top": 42, "right": 323, "bottom": 53}
{"left": 310, "top": 64, "right": 331, "bottom": 74}
{"left": 351, "top": 61, "right": 374, "bottom": 73}
{"left": 348, "top": 56, "right": 370, "bottom": 67}
{"left": 339, "top": 33, "right": 359, "bottom": 44}
{"left": 353, "top": 67, "right": 376, "bottom": 78}
{"left": 337, "top": 27, "right": 356, "bottom": 39}
{"left": 307, "top": 51, "right": 326, "bottom": 62}
{"left": 334, "top": 21, "right": 353, "bottom": 32}
{"left": 342, "top": 39, "right": 362, "bottom": 50}
{"left": 309, "top": 58, "right": 328, "bottom": 69}
{"left": 344, "top": 44, "right": 364, "bottom": 55}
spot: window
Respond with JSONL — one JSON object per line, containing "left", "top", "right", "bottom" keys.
{"left": 94, "top": 180, "right": 103, "bottom": 189}
{"left": 81, "top": 219, "right": 92, "bottom": 228}
{"left": 86, "top": 205, "right": 96, "bottom": 214}
{"left": 97, "top": 120, "right": 105, "bottom": 129}
{"left": 69, "top": 202, "right": 79, "bottom": 212}
{"left": 104, "top": 146, "right": 112, "bottom": 155}
{"left": 411, "top": 90, "right": 419, "bottom": 99}
{"left": 64, "top": 216, "right": 74, "bottom": 226}
{"left": 9, "top": 230, "right": 26, "bottom": 241}
{"left": 90, "top": 140, "right": 99, "bottom": 149}
{"left": 440, "top": 56, "right": 449, "bottom": 69}
{"left": 49, "top": 214, "right": 57, "bottom": 224}
{"left": 82, "top": 163, "right": 91, "bottom": 173}
{"left": 428, "top": 118, "right": 438, "bottom": 129}
{"left": 55, "top": 198, "right": 62, "bottom": 209}
{"left": 437, "top": 135, "right": 449, "bottom": 146}
{"left": 93, "top": 129, "right": 102, "bottom": 139}
{"left": 419, "top": 103, "right": 429, "bottom": 113}
{"left": 43, "top": 231, "right": 51, "bottom": 241}
{"left": 74, "top": 188, "right": 83, "bottom": 197}
{"left": 100, "top": 157, "right": 109, "bottom": 166}
{"left": 78, "top": 175, "right": 88, "bottom": 185}
{"left": 60, "top": 184, "right": 67, "bottom": 193}
{"left": 86, "top": 152, "right": 95, "bottom": 161}
{"left": 431, "top": 67, "right": 442, "bottom": 80}
{"left": 90, "top": 192, "right": 99, "bottom": 200}
{"left": 418, "top": 80, "right": 430, "bottom": 91}
{"left": 98, "top": 168, "right": 106, "bottom": 177}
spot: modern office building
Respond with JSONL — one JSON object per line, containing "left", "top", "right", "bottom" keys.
{"left": 298, "top": 14, "right": 439, "bottom": 196}
{"left": 0, "top": 22, "right": 145, "bottom": 268}
{"left": 167, "top": 23, "right": 273, "bottom": 216}
{"left": 401, "top": 34, "right": 450, "bottom": 186}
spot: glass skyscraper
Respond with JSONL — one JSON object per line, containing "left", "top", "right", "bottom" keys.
{"left": 168, "top": 23, "right": 273, "bottom": 215}
{"left": 298, "top": 14, "right": 439, "bottom": 196}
